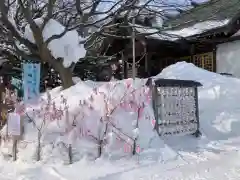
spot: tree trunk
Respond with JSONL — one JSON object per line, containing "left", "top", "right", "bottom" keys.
{"left": 39, "top": 47, "right": 74, "bottom": 89}
{"left": 98, "top": 140, "right": 103, "bottom": 158}
{"left": 49, "top": 58, "right": 74, "bottom": 89}
{"left": 132, "top": 107, "right": 140, "bottom": 155}
{"left": 57, "top": 64, "right": 74, "bottom": 89}
{"left": 24, "top": 23, "right": 75, "bottom": 89}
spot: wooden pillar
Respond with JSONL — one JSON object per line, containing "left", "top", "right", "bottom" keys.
{"left": 190, "top": 44, "right": 195, "bottom": 62}
{"left": 144, "top": 45, "right": 148, "bottom": 75}
{"left": 122, "top": 52, "right": 128, "bottom": 79}
{"left": 120, "top": 52, "right": 125, "bottom": 79}
{"left": 213, "top": 44, "right": 217, "bottom": 72}
{"left": 146, "top": 52, "right": 153, "bottom": 77}
{"left": 132, "top": 17, "right": 136, "bottom": 80}
{"left": 0, "top": 83, "right": 5, "bottom": 129}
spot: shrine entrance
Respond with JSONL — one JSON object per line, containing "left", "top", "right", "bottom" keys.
{"left": 158, "top": 51, "right": 215, "bottom": 73}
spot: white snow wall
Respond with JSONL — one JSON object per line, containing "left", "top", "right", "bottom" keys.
{"left": 216, "top": 40, "right": 240, "bottom": 77}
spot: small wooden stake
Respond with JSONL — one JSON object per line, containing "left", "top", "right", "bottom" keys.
{"left": 36, "top": 131, "right": 41, "bottom": 161}
{"left": 68, "top": 144, "right": 73, "bottom": 164}
{"left": 12, "top": 138, "right": 17, "bottom": 161}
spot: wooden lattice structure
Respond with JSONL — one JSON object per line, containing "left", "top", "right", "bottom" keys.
{"left": 192, "top": 52, "right": 214, "bottom": 72}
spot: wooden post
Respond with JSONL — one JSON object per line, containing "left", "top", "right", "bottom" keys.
{"left": 144, "top": 43, "right": 148, "bottom": 76}
{"left": 68, "top": 144, "right": 73, "bottom": 164}
{"left": 190, "top": 44, "right": 195, "bottom": 63}
{"left": 213, "top": 45, "right": 217, "bottom": 72}
{"left": 37, "top": 130, "right": 41, "bottom": 161}
{"left": 132, "top": 17, "right": 136, "bottom": 80}
{"left": 11, "top": 115, "right": 24, "bottom": 161}
{"left": 12, "top": 138, "right": 17, "bottom": 161}
{"left": 121, "top": 52, "right": 127, "bottom": 79}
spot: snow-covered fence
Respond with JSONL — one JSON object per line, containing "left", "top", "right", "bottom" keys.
{"left": 148, "top": 78, "right": 202, "bottom": 137}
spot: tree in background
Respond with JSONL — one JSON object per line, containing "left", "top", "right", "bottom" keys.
{"left": 0, "top": 0, "right": 199, "bottom": 87}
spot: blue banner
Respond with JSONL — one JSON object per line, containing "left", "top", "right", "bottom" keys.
{"left": 11, "top": 77, "right": 22, "bottom": 89}
{"left": 22, "top": 63, "right": 41, "bottom": 103}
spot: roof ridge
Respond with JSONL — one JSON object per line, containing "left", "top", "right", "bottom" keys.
{"left": 162, "top": 0, "right": 240, "bottom": 32}
{"left": 164, "top": 0, "right": 221, "bottom": 26}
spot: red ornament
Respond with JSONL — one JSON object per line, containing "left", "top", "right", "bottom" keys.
{"left": 151, "top": 119, "right": 156, "bottom": 127}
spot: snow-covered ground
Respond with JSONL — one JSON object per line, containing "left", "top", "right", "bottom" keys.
{"left": 2, "top": 62, "right": 240, "bottom": 180}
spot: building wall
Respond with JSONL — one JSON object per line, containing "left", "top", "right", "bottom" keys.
{"left": 217, "top": 40, "right": 240, "bottom": 77}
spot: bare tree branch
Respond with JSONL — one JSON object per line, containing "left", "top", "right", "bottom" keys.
{"left": 41, "top": 0, "right": 57, "bottom": 31}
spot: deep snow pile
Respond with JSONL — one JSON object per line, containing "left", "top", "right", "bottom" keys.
{"left": 1, "top": 78, "right": 157, "bottom": 163}
{"left": 155, "top": 62, "right": 240, "bottom": 149}
{"left": 1, "top": 62, "right": 240, "bottom": 179}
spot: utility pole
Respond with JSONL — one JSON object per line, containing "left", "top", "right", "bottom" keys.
{"left": 132, "top": 17, "right": 136, "bottom": 80}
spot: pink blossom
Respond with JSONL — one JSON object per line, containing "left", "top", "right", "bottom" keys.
{"left": 124, "top": 143, "right": 132, "bottom": 153}
{"left": 136, "top": 145, "right": 141, "bottom": 153}
{"left": 138, "top": 107, "right": 144, "bottom": 119}
{"left": 151, "top": 119, "right": 156, "bottom": 127}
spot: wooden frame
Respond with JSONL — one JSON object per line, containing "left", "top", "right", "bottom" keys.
{"left": 161, "top": 51, "right": 215, "bottom": 73}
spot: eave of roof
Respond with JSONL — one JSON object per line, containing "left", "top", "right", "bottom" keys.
{"left": 133, "top": 19, "right": 229, "bottom": 42}
{"left": 163, "top": 0, "right": 240, "bottom": 31}
{"left": 134, "top": 0, "right": 240, "bottom": 42}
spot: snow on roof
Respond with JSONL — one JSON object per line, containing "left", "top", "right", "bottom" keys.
{"left": 135, "top": 19, "right": 229, "bottom": 41}
{"left": 232, "top": 29, "right": 240, "bottom": 37}
{"left": 24, "top": 18, "right": 86, "bottom": 68}
{"left": 134, "top": 24, "right": 179, "bottom": 41}
{"left": 137, "top": 0, "right": 211, "bottom": 28}
{"left": 165, "top": 19, "right": 230, "bottom": 37}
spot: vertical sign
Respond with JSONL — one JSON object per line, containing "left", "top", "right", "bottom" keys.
{"left": 11, "top": 77, "right": 22, "bottom": 90}
{"left": 22, "top": 63, "right": 41, "bottom": 103}
{"left": 7, "top": 112, "right": 21, "bottom": 136}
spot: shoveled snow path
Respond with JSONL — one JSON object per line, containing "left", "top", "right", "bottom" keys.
{"left": 95, "top": 150, "right": 240, "bottom": 180}
{"left": 1, "top": 141, "right": 240, "bottom": 180}
{"left": 0, "top": 150, "right": 239, "bottom": 180}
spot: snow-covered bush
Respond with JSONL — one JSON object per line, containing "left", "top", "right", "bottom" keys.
{"left": 62, "top": 79, "right": 153, "bottom": 159}
{"left": 0, "top": 79, "right": 155, "bottom": 163}
{"left": 27, "top": 92, "right": 65, "bottom": 161}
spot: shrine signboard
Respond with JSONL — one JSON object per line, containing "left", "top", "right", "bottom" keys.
{"left": 151, "top": 78, "right": 202, "bottom": 137}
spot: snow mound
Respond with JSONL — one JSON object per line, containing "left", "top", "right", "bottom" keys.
{"left": 156, "top": 61, "right": 240, "bottom": 144}
{"left": 1, "top": 79, "right": 160, "bottom": 164}
{"left": 155, "top": 61, "right": 240, "bottom": 103}
{"left": 24, "top": 18, "right": 86, "bottom": 68}
{"left": 3, "top": 62, "right": 240, "bottom": 180}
